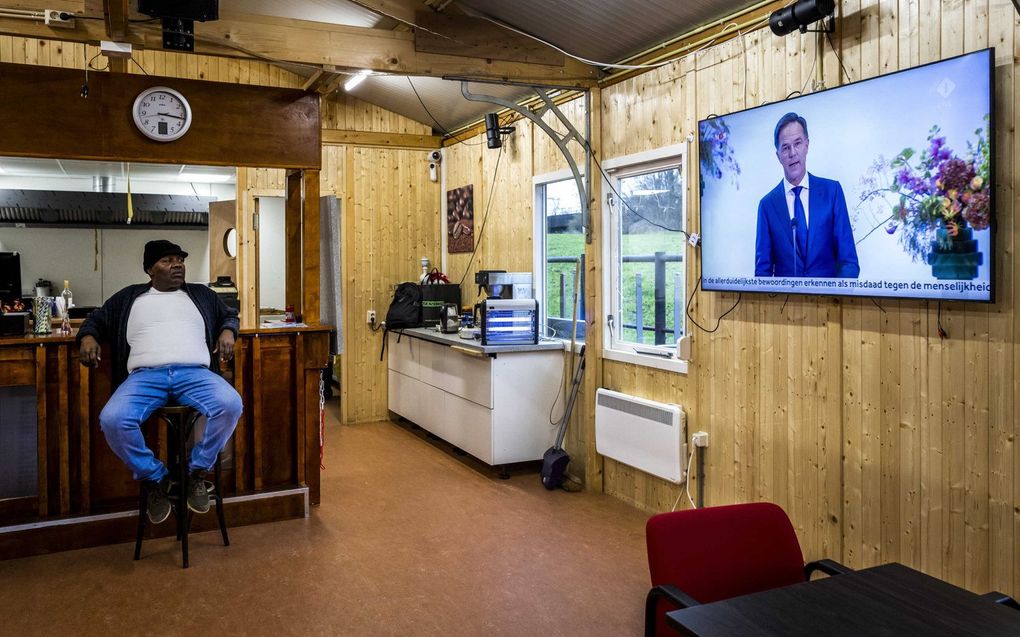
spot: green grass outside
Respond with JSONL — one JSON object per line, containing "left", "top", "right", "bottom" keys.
{"left": 545, "top": 231, "right": 685, "bottom": 345}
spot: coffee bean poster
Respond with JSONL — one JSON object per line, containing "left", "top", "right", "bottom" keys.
{"left": 447, "top": 184, "right": 474, "bottom": 254}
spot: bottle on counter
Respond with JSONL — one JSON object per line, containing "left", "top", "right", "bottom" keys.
{"left": 60, "top": 280, "right": 73, "bottom": 335}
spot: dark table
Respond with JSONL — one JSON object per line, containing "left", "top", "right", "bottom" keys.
{"left": 666, "top": 563, "right": 1020, "bottom": 637}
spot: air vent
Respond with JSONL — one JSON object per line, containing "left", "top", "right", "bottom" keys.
{"left": 0, "top": 189, "right": 214, "bottom": 228}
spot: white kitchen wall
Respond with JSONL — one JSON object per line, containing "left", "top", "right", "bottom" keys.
{"left": 0, "top": 171, "right": 231, "bottom": 306}
{"left": 0, "top": 226, "right": 209, "bottom": 306}
{"left": 257, "top": 196, "right": 286, "bottom": 311}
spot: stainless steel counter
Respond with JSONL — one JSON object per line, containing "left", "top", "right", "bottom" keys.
{"left": 394, "top": 327, "right": 565, "bottom": 354}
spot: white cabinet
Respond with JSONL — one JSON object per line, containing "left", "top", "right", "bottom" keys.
{"left": 387, "top": 332, "right": 563, "bottom": 466}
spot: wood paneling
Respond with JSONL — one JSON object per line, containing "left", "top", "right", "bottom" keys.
{"left": 584, "top": 0, "right": 1020, "bottom": 599}
{"left": 0, "top": 328, "right": 328, "bottom": 557}
{"left": 338, "top": 146, "right": 441, "bottom": 423}
{"left": 432, "top": 0, "right": 1020, "bottom": 600}
{"left": 0, "top": 62, "right": 320, "bottom": 168}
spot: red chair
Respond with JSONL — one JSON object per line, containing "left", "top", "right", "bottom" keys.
{"left": 645, "top": 502, "right": 850, "bottom": 636}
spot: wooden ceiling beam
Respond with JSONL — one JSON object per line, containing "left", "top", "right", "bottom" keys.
{"left": 345, "top": 0, "right": 420, "bottom": 26}
{"left": 321, "top": 128, "right": 442, "bottom": 149}
{"left": 413, "top": 11, "right": 564, "bottom": 66}
{"left": 0, "top": 4, "right": 598, "bottom": 85}
{"left": 102, "top": 0, "right": 128, "bottom": 39}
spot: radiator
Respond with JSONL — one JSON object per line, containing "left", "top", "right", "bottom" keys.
{"left": 595, "top": 388, "right": 687, "bottom": 483}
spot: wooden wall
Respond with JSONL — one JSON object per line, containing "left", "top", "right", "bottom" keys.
{"left": 444, "top": 0, "right": 1020, "bottom": 598}
{"left": 598, "top": 0, "right": 1019, "bottom": 597}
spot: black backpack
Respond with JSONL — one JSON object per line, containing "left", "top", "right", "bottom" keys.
{"left": 385, "top": 282, "right": 422, "bottom": 329}
{"left": 380, "top": 282, "right": 422, "bottom": 361}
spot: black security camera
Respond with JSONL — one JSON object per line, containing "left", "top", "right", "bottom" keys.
{"left": 769, "top": 0, "right": 835, "bottom": 36}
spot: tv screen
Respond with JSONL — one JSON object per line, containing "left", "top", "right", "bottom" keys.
{"left": 698, "top": 48, "right": 994, "bottom": 302}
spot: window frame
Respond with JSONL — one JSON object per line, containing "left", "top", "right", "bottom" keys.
{"left": 533, "top": 168, "right": 586, "bottom": 344}
{"left": 601, "top": 144, "right": 689, "bottom": 374}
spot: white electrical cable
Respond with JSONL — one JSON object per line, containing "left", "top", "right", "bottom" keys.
{"left": 0, "top": 9, "right": 44, "bottom": 20}
{"left": 685, "top": 445, "right": 697, "bottom": 509}
{"left": 671, "top": 445, "right": 697, "bottom": 511}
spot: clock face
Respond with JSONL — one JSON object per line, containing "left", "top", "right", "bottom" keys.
{"left": 132, "top": 86, "right": 192, "bottom": 142}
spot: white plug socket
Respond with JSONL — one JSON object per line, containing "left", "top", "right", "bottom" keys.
{"left": 367, "top": 309, "right": 377, "bottom": 325}
{"left": 44, "top": 9, "right": 75, "bottom": 27}
{"left": 692, "top": 431, "right": 709, "bottom": 448}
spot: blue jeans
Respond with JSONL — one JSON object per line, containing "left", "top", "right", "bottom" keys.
{"left": 99, "top": 365, "right": 243, "bottom": 482}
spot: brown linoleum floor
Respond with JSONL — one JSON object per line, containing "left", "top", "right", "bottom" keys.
{"left": 0, "top": 401, "right": 650, "bottom": 636}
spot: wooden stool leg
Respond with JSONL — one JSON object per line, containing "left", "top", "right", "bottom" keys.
{"left": 179, "top": 412, "right": 190, "bottom": 569}
{"left": 134, "top": 488, "right": 147, "bottom": 560}
{"left": 214, "top": 456, "right": 230, "bottom": 546}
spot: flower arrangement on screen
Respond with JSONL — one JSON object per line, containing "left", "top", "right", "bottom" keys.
{"left": 699, "top": 119, "right": 741, "bottom": 196}
{"left": 857, "top": 116, "right": 991, "bottom": 262}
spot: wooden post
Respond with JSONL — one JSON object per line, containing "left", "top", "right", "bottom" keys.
{"left": 285, "top": 170, "right": 303, "bottom": 313}
{"left": 302, "top": 169, "right": 321, "bottom": 324}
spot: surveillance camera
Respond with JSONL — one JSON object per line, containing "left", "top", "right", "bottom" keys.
{"left": 428, "top": 161, "right": 438, "bottom": 183}
{"left": 428, "top": 150, "right": 442, "bottom": 163}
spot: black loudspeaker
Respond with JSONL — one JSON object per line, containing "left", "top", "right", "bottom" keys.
{"left": 137, "top": 0, "right": 218, "bottom": 21}
{"left": 484, "top": 112, "right": 502, "bottom": 149}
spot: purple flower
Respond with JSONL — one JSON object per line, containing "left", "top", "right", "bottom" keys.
{"left": 963, "top": 190, "right": 991, "bottom": 230}
{"left": 937, "top": 158, "right": 975, "bottom": 192}
{"left": 896, "top": 167, "right": 912, "bottom": 186}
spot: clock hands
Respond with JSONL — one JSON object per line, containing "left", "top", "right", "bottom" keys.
{"left": 156, "top": 112, "right": 186, "bottom": 120}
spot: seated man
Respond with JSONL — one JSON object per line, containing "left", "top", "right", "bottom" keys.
{"left": 78, "top": 239, "right": 242, "bottom": 524}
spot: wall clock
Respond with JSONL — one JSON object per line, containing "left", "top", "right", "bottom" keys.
{"left": 132, "top": 86, "right": 193, "bottom": 142}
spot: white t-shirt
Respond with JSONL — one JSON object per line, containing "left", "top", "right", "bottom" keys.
{"left": 126, "top": 288, "right": 209, "bottom": 372}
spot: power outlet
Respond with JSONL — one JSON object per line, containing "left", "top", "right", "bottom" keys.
{"left": 692, "top": 431, "right": 709, "bottom": 448}
{"left": 366, "top": 309, "right": 377, "bottom": 326}
{"left": 44, "top": 9, "right": 75, "bottom": 27}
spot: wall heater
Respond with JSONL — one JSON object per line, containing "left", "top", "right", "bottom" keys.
{"left": 594, "top": 388, "right": 687, "bottom": 483}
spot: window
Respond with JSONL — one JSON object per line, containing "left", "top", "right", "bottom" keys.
{"left": 603, "top": 145, "right": 687, "bottom": 372}
{"left": 534, "top": 173, "right": 585, "bottom": 343}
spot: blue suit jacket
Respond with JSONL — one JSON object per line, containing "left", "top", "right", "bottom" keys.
{"left": 754, "top": 174, "right": 860, "bottom": 278}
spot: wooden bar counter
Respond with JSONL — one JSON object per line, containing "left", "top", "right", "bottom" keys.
{"left": 0, "top": 325, "right": 331, "bottom": 560}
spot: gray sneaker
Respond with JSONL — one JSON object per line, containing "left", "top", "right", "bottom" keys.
{"left": 143, "top": 476, "right": 172, "bottom": 524}
{"left": 187, "top": 469, "right": 210, "bottom": 514}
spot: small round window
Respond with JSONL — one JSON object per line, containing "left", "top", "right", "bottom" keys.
{"left": 223, "top": 228, "right": 237, "bottom": 259}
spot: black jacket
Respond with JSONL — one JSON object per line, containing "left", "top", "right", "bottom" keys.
{"left": 77, "top": 283, "right": 240, "bottom": 388}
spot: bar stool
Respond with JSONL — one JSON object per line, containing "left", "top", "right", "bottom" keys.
{"left": 133, "top": 405, "right": 230, "bottom": 568}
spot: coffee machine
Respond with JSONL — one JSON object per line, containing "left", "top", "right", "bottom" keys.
{"left": 474, "top": 270, "right": 533, "bottom": 301}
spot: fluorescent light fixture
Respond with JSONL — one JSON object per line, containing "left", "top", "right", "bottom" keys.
{"left": 178, "top": 172, "right": 232, "bottom": 183}
{"left": 344, "top": 70, "right": 371, "bottom": 92}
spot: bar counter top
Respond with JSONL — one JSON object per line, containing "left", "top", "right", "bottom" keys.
{"left": 0, "top": 323, "right": 333, "bottom": 346}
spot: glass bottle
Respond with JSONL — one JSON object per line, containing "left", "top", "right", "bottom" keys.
{"left": 419, "top": 256, "right": 430, "bottom": 284}
{"left": 60, "top": 280, "right": 73, "bottom": 335}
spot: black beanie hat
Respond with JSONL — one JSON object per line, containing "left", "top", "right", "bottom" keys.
{"left": 143, "top": 240, "right": 189, "bottom": 273}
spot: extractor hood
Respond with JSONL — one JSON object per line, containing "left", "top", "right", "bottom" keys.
{"left": 0, "top": 189, "right": 215, "bottom": 228}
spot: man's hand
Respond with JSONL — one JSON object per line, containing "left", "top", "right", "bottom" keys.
{"left": 79, "top": 335, "right": 101, "bottom": 367}
{"left": 214, "top": 329, "right": 236, "bottom": 363}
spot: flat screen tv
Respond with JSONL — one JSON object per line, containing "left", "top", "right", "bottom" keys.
{"left": 698, "top": 48, "right": 994, "bottom": 302}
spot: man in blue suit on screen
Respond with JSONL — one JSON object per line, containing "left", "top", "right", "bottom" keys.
{"left": 755, "top": 112, "right": 860, "bottom": 278}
